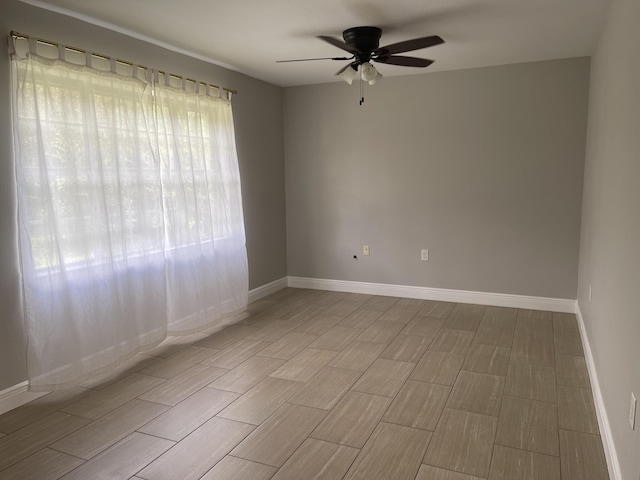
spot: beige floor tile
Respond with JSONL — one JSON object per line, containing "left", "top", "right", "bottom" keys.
{"left": 269, "top": 348, "right": 337, "bottom": 382}
{"left": 443, "top": 304, "right": 486, "bottom": 332}
{"left": 0, "top": 295, "right": 606, "bottom": 480}
{"left": 342, "top": 293, "right": 374, "bottom": 305}
{"left": 230, "top": 403, "right": 327, "bottom": 467}
{"left": 553, "top": 313, "right": 581, "bottom": 336}
{"left": 277, "top": 302, "right": 328, "bottom": 324}
{"left": 138, "top": 387, "right": 239, "bottom": 441}
{"left": 138, "top": 364, "right": 227, "bottom": 406}
{"left": 398, "top": 297, "right": 426, "bottom": 307}
{"left": 138, "top": 417, "right": 254, "bottom": 480}
{"left": 202, "top": 339, "right": 271, "bottom": 368}
{"left": 144, "top": 333, "right": 211, "bottom": 358}
{"left": 0, "top": 448, "right": 84, "bottom": 480}
{"left": 462, "top": 344, "right": 511, "bottom": 376}
{"left": 139, "top": 346, "right": 216, "bottom": 379}
{"left": 255, "top": 332, "right": 317, "bottom": 360}
{"left": 60, "top": 433, "right": 174, "bottom": 480}
{"left": 248, "top": 320, "right": 297, "bottom": 342}
{"left": 416, "top": 464, "right": 484, "bottom": 480}
{"left": 343, "top": 422, "right": 432, "bottom": 480}
{"left": 339, "top": 309, "right": 384, "bottom": 329}
{"left": 311, "top": 391, "right": 392, "bottom": 448}
{"left": 61, "top": 373, "right": 165, "bottom": 419}
{"left": 307, "top": 291, "right": 347, "bottom": 306}
{"left": 424, "top": 409, "right": 497, "bottom": 478}
{"left": 271, "top": 438, "right": 359, "bottom": 480}
{"left": 555, "top": 354, "right": 590, "bottom": 388}
{"left": 79, "top": 354, "right": 163, "bottom": 391}
{"left": 197, "top": 325, "right": 261, "bottom": 349}
{"left": 328, "top": 341, "right": 387, "bottom": 372}
{"left": 446, "top": 371, "right": 504, "bottom": 417}
{"left": 199, "top": 456, "right": 277, "bottom": 480}
{"left": 559, "top": 430, "right": 609, "bottom": 480}
{"left": 554, "top": 333, "right": 585, "bottom": 356}
{"left": 351, "top": 320, "right": 402, "bottom": 344}
{"left": 362, "top": 295, "right": 400, "bottom": 311}
{"left": 382, "top": 380, "right": 450, "bottom": 430}
{"left": 209, "top": 356, "right": 286, "bottom": 393}
{"left": 0, "top": 387, "right": 88, "bottom": 434}
{"left": 380, "top": 304, "right": 421, "bottom": 324}
{"left": 483, "top": 306, "right": 518, "bottom": 322}
{"left": 511, "top": 336, "right": 555, "bottom": 367}
{"left": 418, "top": 301, "right": 456, "bottom": 318}
{"left": 557, "top": 385, "right": 599, "bottom": 434}
{"left": 351, "top": 358, "right": 415, "bottom": 397}
{"left": 294, "top": 314, "right": 343, "bottom": 335}
{"left": 495, "top": 395, "right": 559, "bottom": 456}
{"left": 0, "top": 412, "right": 91, "bottom": 471}
{"left": 402, "top": 316, "right": 446, "bottom": 339}
{"left": 515, "top": 317, "right": 554, "bottom": 340}
{"left": 217, "top": 376, "right": 303, "bottom": 425}
{"left": 410, "top": 351, "right": 465, "bottom": 386}
{"left": 504, "top": 363, "right": 557, "bottom": 403}
{"left": 473, "top": 317, "right": 516, "bottom": 348}
{"left": 380, "top": 334, "right": 431, "bottom": 363}
{"left": 51, "top": 399, "right": 167, "bottom": 459}
{"left": 489, "top": 445, "right": 560, "bottom": 480}
{"left": 309, "top": 326, "right": 363, "bottom": 351}
{"left": 288, "top": 366, "right": 361, "bottom": 410}
{"left": 321, "top": 299, "right": 361, "bottom": 317}
{"left": 518, "top": 309, "right": 552, "bottom": 321}
{"left": 428, "top": 329, "right": 474, "bottom": 355}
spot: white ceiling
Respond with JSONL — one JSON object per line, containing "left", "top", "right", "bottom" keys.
{"left": 22, "top": 0, "right": 611, "bottom": 87}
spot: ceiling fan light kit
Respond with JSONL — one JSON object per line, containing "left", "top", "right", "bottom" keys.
{"left": 278, "top": 26, "right": 444, "bottom": 104}
{"left": 360, "top": 62, "right": 382, "bottom": 85}
{"left": 338, "top": 63, "right": 358, "bottom": 85}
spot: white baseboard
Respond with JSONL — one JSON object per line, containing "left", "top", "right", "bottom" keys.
{"left": 575, "top": 303, "right": 621, "bottom": 480}
{"left": 287, "top": 276, "right": 576, "bottom": 313}
{"left": 248, "top": 277, "right": 288, "bottom": 304}
{"left": 0, "top": 381, "right": 49, "bottom": 416}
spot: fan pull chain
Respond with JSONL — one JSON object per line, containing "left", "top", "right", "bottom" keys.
{"left": 359, "top": 69, "right": 364, "bottom": 106}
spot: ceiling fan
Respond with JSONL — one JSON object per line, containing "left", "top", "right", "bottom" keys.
{"left": 278, "top": 26, "right": 444, "bottom": 86}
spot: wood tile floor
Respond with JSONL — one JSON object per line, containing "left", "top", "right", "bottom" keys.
{"left": 0, "top": 288, "right": 610, "bottom": 480}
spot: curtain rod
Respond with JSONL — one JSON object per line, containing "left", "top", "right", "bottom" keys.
{"left": 10, "top": 30, "right": 238, "bottom": 95}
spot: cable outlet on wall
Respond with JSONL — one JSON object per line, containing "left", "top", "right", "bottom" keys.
{"left": 363, "top": 245, "right": 370, "bottom": 256}
{"left": 630, "top": 392, "right": 637, "bottom": 430}
{"left": 421, "top": 249, "right": 429, "bottom": 261}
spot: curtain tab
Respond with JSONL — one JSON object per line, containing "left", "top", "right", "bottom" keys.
{"left": 8, "top": 36, "right": 29, "bottom": 59}
{"left": 28, "top": 37, "right": 38, "bottom": 57}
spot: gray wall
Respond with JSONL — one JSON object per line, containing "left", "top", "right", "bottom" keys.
{"left": 0, "top": 0, "right": 287, "bottom": 391}
{"left": 284, "top": 58, "right": 589, "bottom": 299}
{"left": 577, "top": 0, "right": 640, "bottom": 477}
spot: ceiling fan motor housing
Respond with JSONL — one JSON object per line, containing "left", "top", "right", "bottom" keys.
{"left": 343, "top": 26, "right": 381, "bottom": 62}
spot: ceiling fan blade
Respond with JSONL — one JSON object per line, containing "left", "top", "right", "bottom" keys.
{"left": 318, "top": 35, "right": 362, "bottom": 55}
{"left": 276, "top": 56, "right": 352, "bottom": 63}
{"left": 374, "top": 35, "right": 444, "bottom": 55}
{"left": 375, "top": 55, "right": 434, "bottom": 67}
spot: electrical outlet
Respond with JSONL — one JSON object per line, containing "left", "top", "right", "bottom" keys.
{"left": 363, "top": 245, "right": 370, "bottom": 256}
{"left": 630, "top": 392, "right": 637, "bottom": 430}
{"left": 589, "top": 284, "right": 592, "bottom": 302}
{"left": 421, "top": 249, "right": 429, "bottom": 261}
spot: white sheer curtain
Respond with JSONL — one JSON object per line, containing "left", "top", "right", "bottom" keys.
{"left": 10, "top": 37, "right": 248, "bottom": 389}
